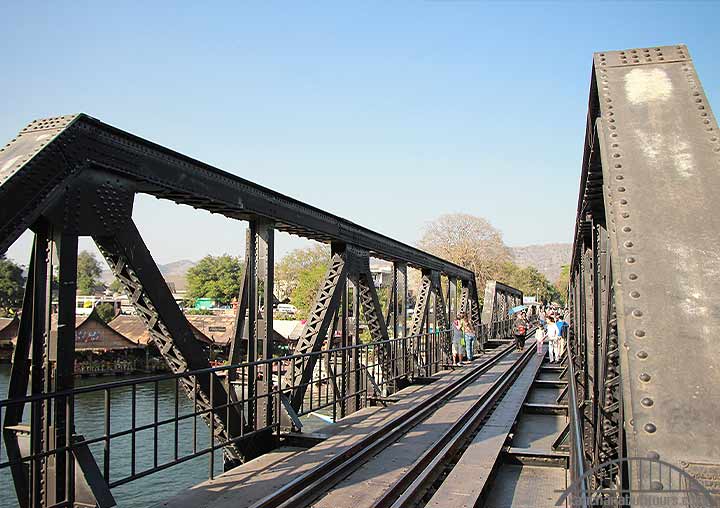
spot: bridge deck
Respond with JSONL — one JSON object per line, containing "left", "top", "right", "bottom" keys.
{"left": 310, "top": 351, "right": 524, "bottom": 508}
{"left": 152, "top": 355, "right": 489, "bottom": 508}
{"left": 153, "top": 343, "right": 569, "bottom": 508}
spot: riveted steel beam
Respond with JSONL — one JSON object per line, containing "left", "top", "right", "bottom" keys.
{"left": 95, "top": 221, "right": 253, "bottom": 463}
{"left": 569, "top": 44, "right": 720, "bottom": 493}
{"left": 0, "top": 115, "right": 473, "bottom": 281}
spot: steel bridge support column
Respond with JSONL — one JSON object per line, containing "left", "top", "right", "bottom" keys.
{"left": 238, "top": 220, "right": 275, "bottom": 434}
{"left": 390, "top": 263, "right": 407, "bottom": 377}
{"left": 47, "top": 228, "right": 78, "bottom": 507}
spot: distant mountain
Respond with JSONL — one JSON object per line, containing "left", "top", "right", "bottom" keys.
{"left": 159, "top": 260, "right": 197, "bottom": 291}
{"left": 101, "top": 259, "right": 197, "bottom": 291}
{"left": 510, "top": 243, "right": 571, "bottom": 282}
{"left": 159, "top": 260, "right": 198, "bottom": 276}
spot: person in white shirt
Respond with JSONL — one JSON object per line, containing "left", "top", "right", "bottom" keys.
{"left": 546, "top": 316, "right": 560, "bottom": 363}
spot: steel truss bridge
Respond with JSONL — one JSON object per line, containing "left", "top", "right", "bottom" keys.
{"left": 0, "top": 44, "right": 718, "bottom": 508}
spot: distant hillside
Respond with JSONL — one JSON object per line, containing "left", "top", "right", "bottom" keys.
{"left": 510, "top": 243, "right": 571, "bottom": 282}
{"left": 102, "top": 259, "right": 197, "bottom": 291}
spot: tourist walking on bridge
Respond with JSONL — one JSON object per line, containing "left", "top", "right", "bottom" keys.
{"left": 556, "top": 314, "right": 568, "bottom": 359}
{"left": 535, "top": 325, "right": 546, "bottom": 357}
{"left": 452, "top": 314, "right": 465, "bottom": 366}
{"left": 461, "top": 315, "right": 477, "bottom": 361}
{"left": 546, "top": 315, "right": 560, "bottom": 363}
{"left": 512, "top": 311, "right": 528, "bottom": 351}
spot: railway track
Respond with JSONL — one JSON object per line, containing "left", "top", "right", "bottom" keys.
{"left": 249, "top": 337, "right": 540, "bottom": 508}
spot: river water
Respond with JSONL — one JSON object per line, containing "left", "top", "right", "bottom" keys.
{"left": 0, "top": 364, "right": 224, "bottom": 508}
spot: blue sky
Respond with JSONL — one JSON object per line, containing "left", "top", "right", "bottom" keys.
{"left": 2, "top": 1, "right": 718, "bottom": 265}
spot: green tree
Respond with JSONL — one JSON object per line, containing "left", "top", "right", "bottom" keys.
{"left": 95, "top": 302, "right": 117, "bottom": 323}
{"left": 554, "top": 264, "right": 570, "bottom": 306}
{"left": 77, "top": 250, "right": 102, "bottom": 295}
{"left": 275, "top": 244, "right": 329, "bottom": 301}
{"left": 292, "top": 262, "right": 329, "bottom": 318}
{"left": 503, "top": 263, "right": 561, "bottom": 305}
{"left": 108, "top": 278, "right": 123, "bottom": 294}
{"left": 0, "top": 254, "right": 25, "bottom": 317}
{"left": 186, "top": 254, "right": 243, "bottom": 306}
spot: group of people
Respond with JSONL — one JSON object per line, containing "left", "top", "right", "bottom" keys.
{"left": 536, "top": 310, "right": 568, "bottom": 363}
{"left": 512, "top": 306, "right": 569, "bottom": 363}
{"left": 451, "top": 313, "right": 477, "bottom": 366}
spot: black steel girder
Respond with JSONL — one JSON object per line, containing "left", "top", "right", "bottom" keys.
{"left": 0, "top": 115, "right": 473, "bottom": 281}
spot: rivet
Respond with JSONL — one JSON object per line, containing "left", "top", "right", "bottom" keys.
{"left": 627, "top": 257, "right": 636, "bottom": 264}
{"left": 639, "top": 373, "right": 651, "bottom": 382}
{"left": 631, "top": 290, "right": 641, "bottom": 299}
{"left": 651, "top": 481, "right": 664, "bottom": 491}
{"left": 618, "top": 186, "right": 625, "bottom": 192}
{"left": 644, "top": 422, "right": 656, "bottom": 433}
{"left": 632, "top": 309, "right": 643, "bottom": 317}
{"left": 634, "top": 329, "right": 646, "bottom": 337}
{"left": 622, "top": 226, "right": 631, "bottom": 232}
{"left": 629, "top": 273, "right": 638, "bottom": 280}
{"left": 637, "top": 350, "right": 648, "bottom": 359}
{"left": 641, "top": 397, "right": 654, "bottom": 407}
{"left": 615, "top": 163, "right": 622, "bottom": 168}
{"left": 620, "top": 199, "right": 628, "bottom": 205}
{"left": 616, "top": 175, "right": 624, "bottom": 180}
{"left": 647, "top": 450, "right": 660, "bottom": 460}
{"left": 621, "top": 212, "right": 630, "bottom": 218}
{"left": 624, "top": 241, "right": 633, "bottom": 248}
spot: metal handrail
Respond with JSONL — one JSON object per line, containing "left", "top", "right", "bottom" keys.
{"left": 0, "top": 329, "right": 453, "bottom": 490}
{"left": 566, "top": 341, "right": 590, "bottom": 507}
{"left": 0, "top": 329, "right": 451, "bottom": 407}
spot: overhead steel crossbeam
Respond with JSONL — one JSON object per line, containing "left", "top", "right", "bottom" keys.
{"left": 0, "top": 114, "right": 473, "bottom": 281}
{"left": 0, "top": 112, "right": 525, "bottom": 507}
{"left": 569, "top": 44, "right": 720, "bottom": 495}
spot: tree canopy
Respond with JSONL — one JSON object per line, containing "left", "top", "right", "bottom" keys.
{"left": 276, "top": 244, "right": 330, "bottom": 318}
{"left": 417, "top": 213, "right": 564, "bottom": 306}
{"left": 501, "top": 263, "right": 562, "bottom": 305}
{"left": 0, "top": 254, "right": 25, "bottom": 317}
{"left": 77, "top": 250, "right": 103, "bottom": 295}
{"left": 554, "top": 264, "right": 570, "bottom": 305}
{"left": 275, "top": 243, "right": 329, "bottom": 302}
{"left": 95, "top": 302, "right": 117, "bottom": 323}
{"left": 186, "top": 254, "right": 244, "bottom": 305}
{"left": 417, "top": 213, "right": 511, "bottom": 292}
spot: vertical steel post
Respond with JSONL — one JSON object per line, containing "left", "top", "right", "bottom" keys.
{"left": 246, "top": 225, "right": 257, "bottom": 430}
{"left": 48, "top": 229, "right": 78, "bottom": 506}
{"left": 255, "top": 220, "right": 274, "bottom": 428}
{"left": 340, "top": 279, "right": 348, "bottom": 418}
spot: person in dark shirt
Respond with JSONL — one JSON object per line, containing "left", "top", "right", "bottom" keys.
{"left": 512, "top": 311, "right": 529, "bottom": 351}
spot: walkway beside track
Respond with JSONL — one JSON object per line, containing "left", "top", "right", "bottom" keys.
{"left": 153, "top": 345, "right": 514, "bottom": 508}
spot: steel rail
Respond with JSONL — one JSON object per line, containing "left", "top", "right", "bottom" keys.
{"left": 249, "top": 343, "right": 517, "bottom": 508}
{"left": 373, "top": 343, "right": 536, "bottom": 508}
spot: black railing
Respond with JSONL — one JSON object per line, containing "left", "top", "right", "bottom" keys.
{"left": 566, "top": 341, "right": 590, "bottom": 507}
{"left": 0, "top": 329, "right": 451, "bottom": 505}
